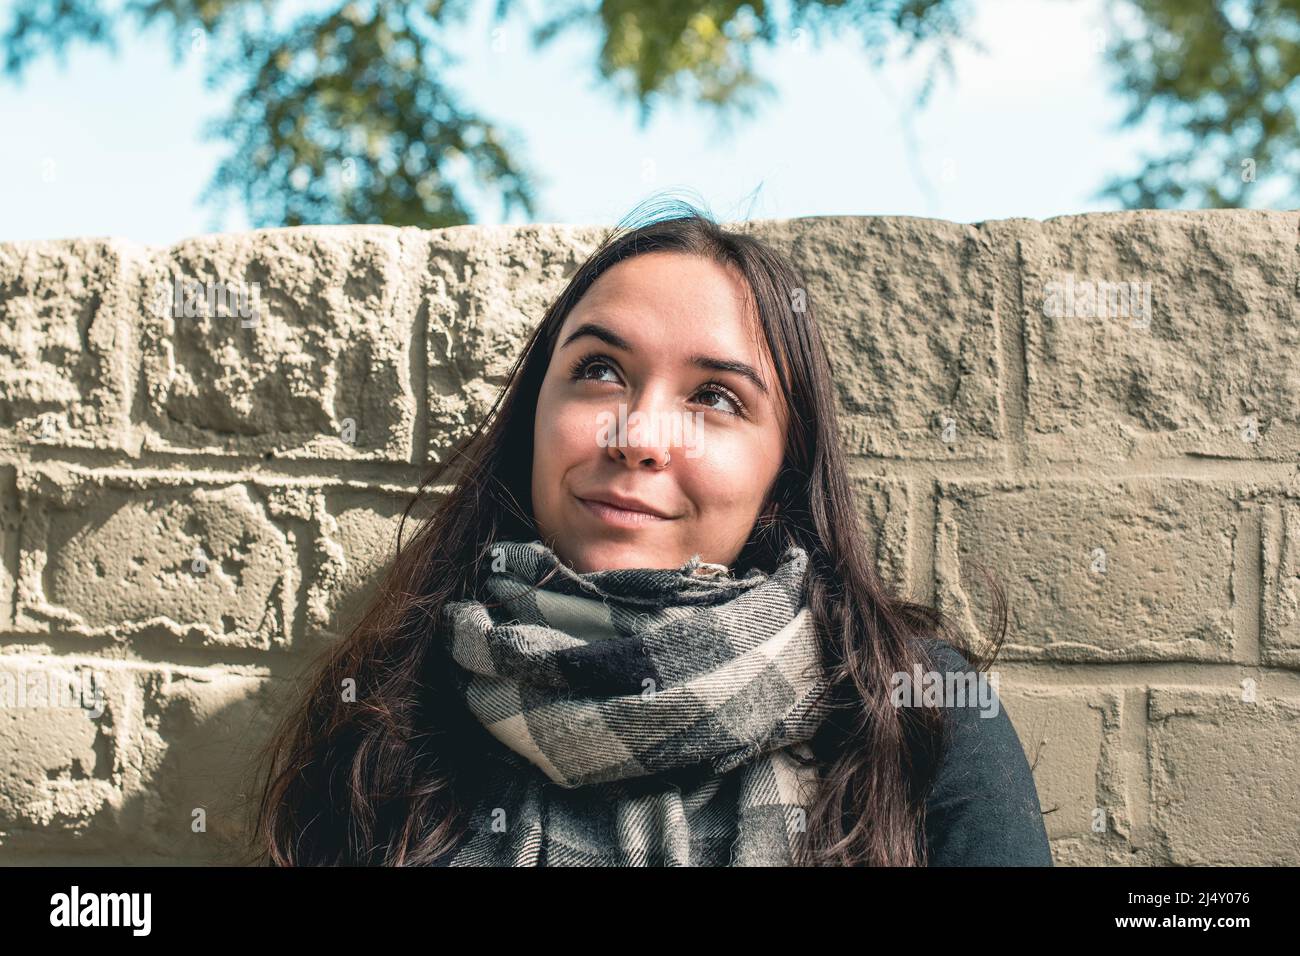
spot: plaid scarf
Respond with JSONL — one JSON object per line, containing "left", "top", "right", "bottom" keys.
{"left": 439, "top": 539, "right": 832, "bottom": 866}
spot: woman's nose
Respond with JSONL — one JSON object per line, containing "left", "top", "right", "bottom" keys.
{"left": 604, "top": 394, "right": 676, "bottom": 469}
{"left": 608, "top": 442, "right": 671, "bottom": 469}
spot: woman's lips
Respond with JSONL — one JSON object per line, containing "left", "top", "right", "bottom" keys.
{"left": 577, "top": 496, "right": 671, "bottom": 527}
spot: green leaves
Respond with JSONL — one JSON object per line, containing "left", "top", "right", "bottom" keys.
{"left": 3, "top": 0, "right": 1292, "bottom": 222}
{"left": 1096, "top": 0, "right": 1300, "bottom": 208}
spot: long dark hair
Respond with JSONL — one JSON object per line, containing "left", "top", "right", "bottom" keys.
{"left": 244, "top": 193, "right": 1008, "bottom": 866}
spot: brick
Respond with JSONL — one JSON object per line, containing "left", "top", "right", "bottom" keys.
{"left": 0, "top": 659, "right": 282, "bottom": 861}
{"left": 935, "top": 478, "right": 1241, "bottom": 661}
{"left": 995, "top": 685, "right": 1121, "bottom": 863}
{"left": 1261, "top": 497, "right": 1300, "bottom": 668}
{"left": 0, "top": 658, "right": 125, "bottom": 852}
{"left": 424, "top": 223, "right": 606, "bottom": 463}
{"left": 305, "top": 488, "right": 412, "bottom": 639}
{"left": 137, "top": 227, "right": 428, "bottom": 461}
{"left": 752, "top": 217, "right": 1006, "bottom": 460}
{"left": 127, "top": 668, "right": 278, "bottom": 862}
{"left": 851, "top": 475, "right": 912, "bottom": 596}
{"left": 0, "top": 238, "right": 139, "bottom": 449}
{"left": 1147, "top": 687, "right": 1300, "bottom": 865}
{"left": 15, "top": 466, "right": 296, "bottom": 650}
{"left": 1021, "top": 210, "right": 1299, "bottom": 462}
{"left": 0, "top": 464, "right": 16, "bottom": 629}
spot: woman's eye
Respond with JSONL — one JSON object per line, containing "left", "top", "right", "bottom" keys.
{"left": 569, "top": 355, "right": 746, "bottom": 418}
{"left": 695, "top": 385, "right": 745, "bottom": 417}
{"left": 569, "top": 355, "right": 620, "bottom": 383}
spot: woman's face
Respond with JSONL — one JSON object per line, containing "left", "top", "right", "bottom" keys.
{"left": 531, "top": 251, "right": 788, "bottom": 573}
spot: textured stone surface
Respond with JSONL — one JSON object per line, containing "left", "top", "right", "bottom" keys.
{"left": 1262, "top": 496, "right": 1300, "bottom": 668}
{"left": 137, "top": 227, "right": 428, "bottom": 461}
{"left": 852, "top": 475, "right": 912, "bottom": 596}
{"left": 14, "top": 465, "right": 297, "bottom": 649}
{"left": 1147, "top": 687, "right": 1300, "bottom": 865}
{"left": 129, "top": 667, "right": 278, "bottom": 862}
{"left": 757, "top": 216, "right": 1006, "bottom": 460}
{"left": 0, "top": 657, "right": 275, "bottom": 861}
{"left": 0, "top": 239, "right": 140, "bottom": 449}
{"left": 423, "top": 224, "right": 606, "bottom": 463}
{"left": 935, "top": 477, "right": 1244, "bottom": 662}
{"left": 0, "top": 659, "right": 121, "bottom": 846}
{"left": 0, "top": 212, "right": 1296, "bottom": 864}
{"left": 309, "top": 487, "right": 412, "bottom": 638}
{"left": 1021, "top": 211, "right": 1299, "bottom": 462}
{"left": 997, "top": 687, "right": 1116, "bottom": 857}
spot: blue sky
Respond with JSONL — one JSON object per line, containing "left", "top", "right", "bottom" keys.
{"left": 0, "top": 0, "right": 1181, "bottom": 245}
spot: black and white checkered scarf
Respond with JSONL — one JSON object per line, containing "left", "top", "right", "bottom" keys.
{"left": 439, "top": 539, "right": 832, "bottom": 866}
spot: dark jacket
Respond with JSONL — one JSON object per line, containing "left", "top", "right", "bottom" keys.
{"left": 919, "top": 639, "right": 1054, "bottom": 866}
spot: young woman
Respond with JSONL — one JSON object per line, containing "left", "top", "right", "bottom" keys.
{"left": 247, "top": 195, "right": 1053, "bottom": 867}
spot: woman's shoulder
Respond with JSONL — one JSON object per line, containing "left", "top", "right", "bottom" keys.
{"left": 914, "top": 637, "right": 1054, "bottom": 866}
{"left": 916, "top": 636, "right": 975, "bottom": 672}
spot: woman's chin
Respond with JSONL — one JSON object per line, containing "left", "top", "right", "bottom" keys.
{"left": 555, "top": 539, "right": 681, "bottom": 574}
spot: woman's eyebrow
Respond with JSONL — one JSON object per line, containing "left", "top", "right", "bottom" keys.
{"left": 559, "top": 321, "right": 770, "bottom": 396}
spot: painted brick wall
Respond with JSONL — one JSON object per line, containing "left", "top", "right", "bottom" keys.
{"left": 1, "top": 211, "right": 1297, "bottom": 864}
